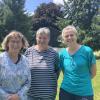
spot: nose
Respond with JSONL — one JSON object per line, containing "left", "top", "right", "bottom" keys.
{"left": 13, "top": 43, "right": 18, "bottom": 48}
{"left": 67, "top": 35, "right": 72, "bottom": 39}
{"left": 40, "top": 38, "right": 45, "bottom": 42}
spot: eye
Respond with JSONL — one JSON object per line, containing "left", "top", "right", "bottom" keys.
{"left": 70, "top": 34, "right": 74, "bottom": 37}
{"left": 38, "top": 37, "right": 42, "bottom": 39}
{"left": 43, "top": 37, "right": 47, "bottom": 40}
{"left": 65, "top": 35, "right": 69, "bottom": 38}
{"left": 38, "top": 37, "right": 48, "bottom": 40}
{"left": 65, "top": 34, "right": 74, "bottom": 38}
{"left": 10, "top": 40, "right": 21, "bottom": 43}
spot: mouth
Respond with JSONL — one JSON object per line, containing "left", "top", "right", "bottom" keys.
{"left": 38, "top": 41, "right": 46, "bottom": 44}
{"left": 67, "top": 40, "right": 73, "bottom": 42}
{"left": 12, "top": 47, "right": 20, "bottom": 50}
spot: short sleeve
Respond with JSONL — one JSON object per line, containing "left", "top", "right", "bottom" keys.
{"left": 88, "top": 48, "right": 96, "bottom": 67}
{"left": 59, "top": 49, "right": 64, "bottom": 71}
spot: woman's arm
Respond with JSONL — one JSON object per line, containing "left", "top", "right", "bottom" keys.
{"left": 0, "top": 67, "right": 10, "bottom": 100}
{"left": 91, "top": 64, "right": 97, "bottom": 78}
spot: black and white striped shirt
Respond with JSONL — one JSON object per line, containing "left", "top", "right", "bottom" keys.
{"left": 25, "top": 46, "right": 59, "bottom": 99}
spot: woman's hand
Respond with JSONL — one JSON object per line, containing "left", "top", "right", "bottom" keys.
{"left": 8, "top": 94, "right": 20, "bottom": 100}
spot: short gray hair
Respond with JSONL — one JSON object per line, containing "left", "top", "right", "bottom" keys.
{"left": 36, "top": 27, "right": 50, "bottom": 38}
{"left": 1, "top": 30, "right": 29, "bottom": 50}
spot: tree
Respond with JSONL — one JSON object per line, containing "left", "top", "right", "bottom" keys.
{"left": 32, "top": 2, "right": 62, "bottom": 30}
{"left": 56, "top": 0, "right": 99, "bottom": 49}
{"left": 83, "top": 8, "right": 100, "bottom": 50}
{"left": 0, "top": 0, "right": 33, "bottom": 43}
{"left": 34, "top": 2, "right": 62, "bottom": 22}
{"left": 63, "top": 0, "right": 99, "bottom": 29}
{"left": 32, "top": 2, "right": 63, "bottom": 47}
{"left": 0, "top": 0, "right": 12, "bottom": 41}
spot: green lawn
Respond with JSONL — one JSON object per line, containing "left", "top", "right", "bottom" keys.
{"left": 93, "top": 60, "right": 100, "bottom": 100}
{"left": 56, "top": 60, "right": 100, "bottom": 100}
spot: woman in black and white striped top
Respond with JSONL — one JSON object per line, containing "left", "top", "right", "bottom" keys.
{"left": 25, "top": 27, "right": 59, "bottom": 100}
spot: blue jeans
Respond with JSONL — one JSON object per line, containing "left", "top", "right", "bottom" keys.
{"left": 59, "top": 88, "right": 93, "bottom": 100}
{"left": 27, "top": 95, "right": 55, "bottom": 100}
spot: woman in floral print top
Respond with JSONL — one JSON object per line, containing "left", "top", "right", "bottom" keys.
{"left": 0, "top": 31, "right": 31, "bottom": 100}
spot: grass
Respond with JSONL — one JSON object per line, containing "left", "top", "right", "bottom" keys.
{"left": 93, "top": 60, "right": 100, "bottom": 100}
{"left": 56, "top": 60, "right": 100, "bottom": 100}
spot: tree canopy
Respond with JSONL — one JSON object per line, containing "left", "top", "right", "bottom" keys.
{"left": 32, "top": 2, "right": 63, "bottom": 47}
{"left": 56, "top": 0, "right": 100, "bottom": 50}
{"left": 0, "top": 0, "right": 33, "bottom": 43}
{"left": 0, "top": 0, "right": 99, "bottom": 50}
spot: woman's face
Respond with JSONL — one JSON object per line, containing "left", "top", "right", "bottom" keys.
{"left": 7, "top": 36, "right": 23, "bottom": 54}
{"left": 63, "top": 29, "right": 77, "bottom": 46}
{"left": 36, "top": 34, "right": 49, "bottom": 47}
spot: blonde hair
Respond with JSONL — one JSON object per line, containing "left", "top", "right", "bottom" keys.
{"left": 36, "top": 27, "right": 50, "bottom": 38}
{"left": 1, "top": 30, "right": 29, "bottom": 50}
{"left": 62, "top": 25, "right": 78, "bottom": 38}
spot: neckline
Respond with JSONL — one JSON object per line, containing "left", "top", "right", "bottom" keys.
{"left": 15, "top": 54, "right": 21, "bottom": 64}
{"left": 66, "top": 45, "right": 83, "bottom": 56}
{"left": 33, "top": 45, "right": 50, "bottom": 53}
{"left": 5, "top": 51, "right": 21, "bottom": 65}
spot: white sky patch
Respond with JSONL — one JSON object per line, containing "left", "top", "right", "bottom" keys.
{"left": 53, "top": 0, "right": 68, "bottom": 5}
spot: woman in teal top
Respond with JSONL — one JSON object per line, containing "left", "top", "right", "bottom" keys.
{"left": 59, "top": 25, "right": 96, "bottom": 100}
{"left": 0, "top": 31, "right": 31, "bottom": 100}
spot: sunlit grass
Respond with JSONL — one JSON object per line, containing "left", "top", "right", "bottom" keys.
{"left": 93, "top": 60, "right": 100, "bottom": 100}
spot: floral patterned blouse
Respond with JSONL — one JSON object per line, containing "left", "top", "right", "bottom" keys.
{"left": 0, "top": 51, "right": 31, "bottom": 100}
